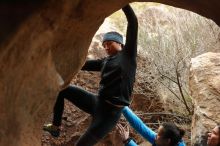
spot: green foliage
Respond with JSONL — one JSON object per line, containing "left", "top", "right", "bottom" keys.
{"left": 109, "top": 10, "right": 126, "bottom": 33}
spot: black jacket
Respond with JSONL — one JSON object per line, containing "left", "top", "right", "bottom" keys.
{"left": 82, "top": 5, "right": 138, "bottom": 106}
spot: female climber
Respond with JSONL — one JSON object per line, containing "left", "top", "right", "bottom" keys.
{"left": 207, "top": 125, "right": 220, "bottom": 146}
{"left": 117, "top": 106, "right": 186, "bottom": 146}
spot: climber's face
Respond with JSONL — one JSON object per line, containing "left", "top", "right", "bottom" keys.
{"left": 155, "top": 126, "right": 170, "bottom": 146}
{"left": 207, "top": 126, "right": 220, "bottom": 146}
{"left": 103, "top": 41, "right": 122, "bottom": 56}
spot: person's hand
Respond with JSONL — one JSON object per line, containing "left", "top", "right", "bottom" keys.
{"left": 60, "top": 80, "right": 71, "bottom": 90}
{"left": 117, "top": 123, "right": 130, "bottom": 142}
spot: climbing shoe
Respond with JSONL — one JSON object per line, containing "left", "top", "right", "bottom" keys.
{"left": 43, "top": 123, "right": 60, "bottom": 137}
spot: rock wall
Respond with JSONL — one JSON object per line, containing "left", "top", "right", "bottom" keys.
{"left": 0, "top": 0, "right": 220, "bottom": 146}
{"left": 190, "top": 52, "right": 220, "bottom": 146}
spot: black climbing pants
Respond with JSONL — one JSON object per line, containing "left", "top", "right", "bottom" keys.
{"left": 52, "top": 85, "right": 123, "bottom": 146}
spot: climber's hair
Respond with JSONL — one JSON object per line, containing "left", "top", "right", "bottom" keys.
{"left": 161, "top": 122, "right": 185, "bottom": 146}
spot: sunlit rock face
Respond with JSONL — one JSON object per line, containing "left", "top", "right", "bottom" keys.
{"left": 0, "top": 0, "right": 220, "bottom": 146}
{"left": 190, "top": 52, "right": 220, "bottom": 146}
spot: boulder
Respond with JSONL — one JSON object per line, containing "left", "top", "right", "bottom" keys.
{"left": 190, "top": 52, "right": 220, "bottom": 146}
